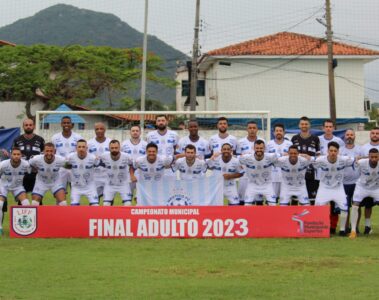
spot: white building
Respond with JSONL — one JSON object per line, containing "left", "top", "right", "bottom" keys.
{"left": 176, "top": 32, "right": 379, "bottom": 128}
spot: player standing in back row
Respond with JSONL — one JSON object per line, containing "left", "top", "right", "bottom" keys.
{"left": 209, "top": 117, "right": 238, "bottom": 154}
{"left": 147, "top": 115, "right": 178, "bottom": 177}
{"left": 291, "top": 116, "right": 320, "bottom": 204}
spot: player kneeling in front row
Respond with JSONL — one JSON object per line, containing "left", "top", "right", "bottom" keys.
{"left": 313, "top": 141, "right": 355, "bottom": 236}
{"left": 207, "top": 143, "right": 243, "bottom": 205}
{"left": 66, "top": 139, "right": 100, "bottom": 206}
{"left": 0, "top": 147, "right": 30, "bottom": 235}
{"left": 29, "top": 143, "right": 67, "bottom": 206}
{"left": 349, "top": 148, "right": 379, "bottom": 239}
{"left": 239, "top": 140, "right": 278, "bottom": 206}
{"left": 173, "top": 144, "right": 207, "bottom": 180}
{"left": 101, "top": 140, "right": 134, "bottom": 206}
{"left": 276, "top": 145, "right": 311, "bottom": 206}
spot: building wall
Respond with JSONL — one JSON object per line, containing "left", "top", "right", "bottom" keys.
{"left": 0, "top": 101, "right": 45, "bottom": 128}
{"left": 207, "top": 58, "right": 366, "bottom": 119}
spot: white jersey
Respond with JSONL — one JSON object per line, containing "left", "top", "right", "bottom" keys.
{"left": 355, "top": 159, "right": 379, "bottom": 190}
{"left": 313, "top": 155, "right": 354, "bottom": 188}
{"left": 266, "top": 139, "right": 292, "bottom": 182}
{"left": 87, "top": 138, "right": 111, "bottom": 156}
{"left": 172, "top": 157, "right": 207, "bottom": 180}
{"left": 239, "top": 154, "right": 277, "bottom": 186}
{"left": 209, "top": 134, "right": 238, "bottom": 153}
{"left": 319, "top": 135, "right": 345, "bottom": 155}
{"left": 0, "top": 159, "right": 30, "bottom": 189}
{"left": 360, "top": 143, "right": 379, "bottom": 156}
{"left": 134, "top": 155, "right": 173, "bottom": 181}
{"left": 177, "top": 136, "right": 211, "bottom": 159}
{"left": 121, "top": 139, "right": 148, "bottom": 160}
{"left": 147, "top": 130, "right": 178, "bottom": 156}
{"left": 276, "top": 156, "right": 311, "bottom": 188}
{"left": 100, "top": 152, "right": 133, "bottom": 186}
{"left": 67, "top": 153, "right": 99, "bottom": 187}
{"left": 29, "top": 155, "right": 66, "bottom": 185}
{"left": 340, "top": 145, "right": 362, "bottom": 185}
{"left": 236, "top": 137, "right": 265, "bottom": 155}
{"left": 207, "top": 156, "right": 243, "bottom": 187}
{"left": 51, "top": 132, "right": 83, "bottom": 158}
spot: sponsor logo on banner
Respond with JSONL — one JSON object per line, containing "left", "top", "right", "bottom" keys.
{"left": 12, "top": 207, "right": 37, "bottom": 236}
{"left": 292, "top": 209, "right": 328, "bottom": 235}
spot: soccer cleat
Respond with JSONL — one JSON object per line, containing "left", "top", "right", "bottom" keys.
{"left": 338, "top": 230, "right": 346, "bottom": 237}
{"left": 364, "top": 226, "right": 373, "bottom": 235}
{"left": 349, "top": 231, "right": 357, "bottom": 239}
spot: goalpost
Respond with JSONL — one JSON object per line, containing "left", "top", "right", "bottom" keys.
{"left": 35, "top": 110, "right": 271, "bottom": 142}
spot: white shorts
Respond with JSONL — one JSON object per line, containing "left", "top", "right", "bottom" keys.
{"left": 353, "top": 185, "right": 379, "bottom": 204}
{"left": 245, "top": 183, "right": 276, "bottom": 205}
{"left": 238, "top": 176, "right": 248, "bottom": 201}
{"left": 315, "top": 184, "right": 347, "bottom": 211}
{"left": 32, "top": 180, "right": 65, "bottom": 198}
{"left": 224, "top": 185, "right": 239, "bottom": 205}
{"left": 94, "top": 172, "right": 107, "bottom": 197}
{"left": 279, "top": 185, "right": 309, "bottom": 205}
{"left": 70, "top": 185, "right": 99, "bottom": 205}
{"left": 103, "top": 184, "right": 133, "bottom": 204}
{"left": 272, "top": 182, "right": 281, "bottom": 198}
{"left": 59, "top": 168, "right": 71, "bottom": 187}
{"left": 0, "top": 185, "right": 26, "bottom": 200}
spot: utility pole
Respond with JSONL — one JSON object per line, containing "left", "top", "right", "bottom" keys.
{"left": 140, "top": 0, "right": 149, "bottom": 131}
{"left": 325, "top": 0, "right": 337, "bottom": 125}
{"left": 189, "top": 0, "right": 201, "bottom": 119}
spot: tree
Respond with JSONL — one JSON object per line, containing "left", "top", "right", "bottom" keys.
{"left": 0, "top": 45, "right": 174, "bottom": 118}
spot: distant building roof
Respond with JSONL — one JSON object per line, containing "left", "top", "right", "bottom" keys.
{"left": 0, "top": 40, "right": 16, "bottom": 47}
{"left": 42, "top": 104, "right": 86, "bottom": 124}
{"left": 206, "top": 32, "right": 379, "bottom": 56}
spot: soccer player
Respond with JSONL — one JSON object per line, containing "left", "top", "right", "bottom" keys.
{"left": 12, "top": 118, "right": 45, "bottom": 197}
{"left": 29, "top": 143, "right": 67, "bottom": 206}
{"left": 239, "top": 140, "right": 278, "bottom": 206}
{"left": 66, "top": 140, "right": 99, "bottom": 206}
{"left": 209, "top": 117, "right": 238, "bottom": 154}
{"left": 87, "top": 122, "right": 111, "bottom": 198}
{"left": 236, "top": 120, "right": 265, "bottom": 204}
{"left": 319, "top": 119, "right": 344, "bottom": 155}
{"left": 133, "top": 143, "right": 173, "bottom": 182}
{"left": 267, "top": 123, "right": 292, "bottom": 200}
{"left": 340, "top": 129, "right": 362, "bottom": 232}
{"left": 0, "top": 148, "right": 30, "bottom": 235}
{"left": 101, "top": 140, "right": 134, "bottom": 206}
{"left": 51, "top": 116, "right": 83, "bottom": 188}
{"left": 349, "top": 148, "right": 379, "bottom": 239}
{"left": 177, "top": 120, "right": 211, "bottom": 160}
{"left": 291, "top": 116, "right": 320, "bottom": 204}
{"left": 276, "top": 145, "right": 311, "bottom": 206}
{"left": 359, "top": 127, "right": 379, "bottom": 234}
{"left": 207, "top": 143, "right": 243, "bottom": 205}
{"left": 173, "top": 144, "right": 207, "bottom": 180}
{"left": 147, "top": 115, "right": 178, "bottom": 177}
{"left": 313, "top": 141, "right": 354, "bottom": 236}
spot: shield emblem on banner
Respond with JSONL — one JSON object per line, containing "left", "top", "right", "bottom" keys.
{"left": 12, "top": 207, "right": 37, "bottom": 236}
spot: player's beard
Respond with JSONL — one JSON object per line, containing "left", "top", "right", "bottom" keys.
{"left": 24, "top": 128, "right": 33, "bottom": 134}
{"left": 157, "top": 124, "right": 167, "bottom": 131}
{"left": 111, "top": 151, "right": 120, "bottom": 157}
{"left": 218, "top": 128, "right": 227, "bottom": 134}
{"left": 345, "top": 138, "right": 354, "bottom": 145}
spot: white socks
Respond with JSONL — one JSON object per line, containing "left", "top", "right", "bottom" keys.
{"left": 339, "top": 211, "right": 348, "bottom": 232}
{"left": 31, "top": 200, "right": 40, "bottom": 206}
{"left": 350, "top": 206, "right": 359, "bottom": 233}
{"left": 21, "top": 199, "right": 30, "bottom": 206}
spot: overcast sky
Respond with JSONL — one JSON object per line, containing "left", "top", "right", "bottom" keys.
{"left": 0, "top": 0, "right": 378, "bottom": 98}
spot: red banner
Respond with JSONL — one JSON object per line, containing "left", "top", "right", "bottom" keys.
{"left": 10, "top": 206, "right": 329, "bottom": 238}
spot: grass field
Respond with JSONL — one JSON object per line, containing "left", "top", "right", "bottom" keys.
{"left": 1, "top": 195, "right": 379, "bottom": 299}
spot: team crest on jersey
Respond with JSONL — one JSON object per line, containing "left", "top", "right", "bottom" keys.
{"left": 12, "top": 207, "right": 37, "bottom": 236}
{"left": 167, "top": 187, "right": 191, "bottom": 206}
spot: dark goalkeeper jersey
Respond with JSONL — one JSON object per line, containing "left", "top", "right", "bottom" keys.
{"left": 13, "top": 134, "right": 45, "bottom": 160}
{"left": 291, "top": 133, "right": 320, "bottom": 180}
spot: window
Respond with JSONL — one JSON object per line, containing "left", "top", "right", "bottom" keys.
{"left": 181, "top": 80, "right": 205, "bottom": 97}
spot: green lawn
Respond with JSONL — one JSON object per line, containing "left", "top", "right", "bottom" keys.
{"left": 1, "top": 195, "right": 379, "bottom": 299}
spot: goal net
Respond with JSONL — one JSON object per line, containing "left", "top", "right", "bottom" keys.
{"left": 35, "top": 110, "right": 271, "bottom": 143}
